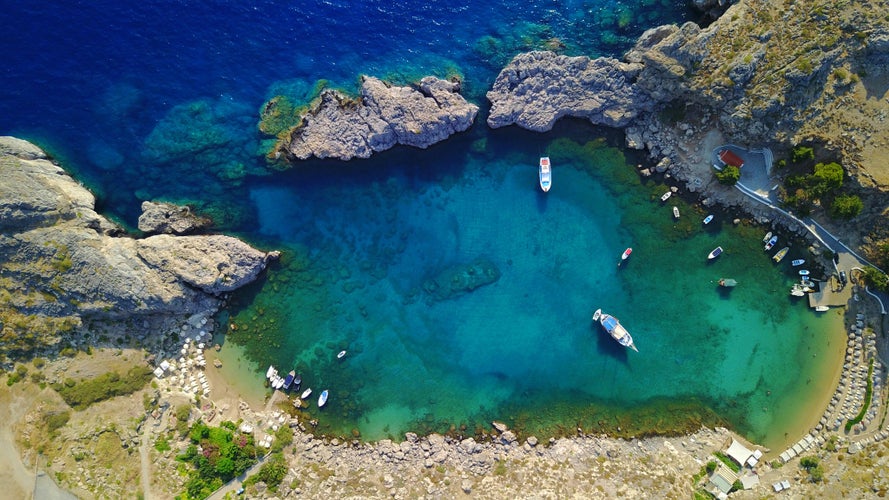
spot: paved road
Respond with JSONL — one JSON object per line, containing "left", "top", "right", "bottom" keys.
{"left": 206, "top": 453, "right": 269, "bottom": 500}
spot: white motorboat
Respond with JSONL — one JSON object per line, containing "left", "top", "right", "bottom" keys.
{"left": 337, "top": 350, "right": 347, "bottom": 359}
{"left": 762, "top": 231, "right": 772, "bottom": 243}
{"left": 618, "top": 247, "right": 632, "bottom": 268}
{"left": 815, "top": 305, "right": 829, "bottom": 312}
{"left": 708, "top": 246, "right": 723, "bottom": 260}
{"left": 318, "top": 390, "right": 329, "bottom": 407}
{"left": 799, "top": 269, "right": 810, "bottom": 276}
{"left": 791, "top": 259, "right": 805, "bottom": 266}
{"left": 539, "top": 157, "right": 551, "bottom": 192}
{"left": 764, "top": 235, "right": 778, "bottom": 251}
{"left": 661, "top": 191, "right": 672, "bottom": 202}
{"left": 703, "top": 214, "right": 714, "bottom": 225}
{"left": 301, "top": 388, "right": 312, "bottom": 399}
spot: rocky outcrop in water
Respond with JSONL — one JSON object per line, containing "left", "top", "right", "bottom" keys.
{"left": 276, "top": 76, "right": 479, "bottom": 161}
{"left": 422, "top": 258, "right": 500, "bottom": 302}
{"left": 486, "top": 51, "right": 652, "bottom": 131}
{"left": 138, "top": 201, "right": 211, "bottom": 235}
{"left": 0, "top": 137, "right": 273, "bottom": 359}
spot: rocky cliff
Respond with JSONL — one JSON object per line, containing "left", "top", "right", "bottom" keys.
{"left": 487, "top": 0, "right": 889, "bottom": 187}
{"left": 273, "top": 76, "right": 479, "bottom": 161}
{"left": 0, "top": 137, "right": 273, "bottom": 360}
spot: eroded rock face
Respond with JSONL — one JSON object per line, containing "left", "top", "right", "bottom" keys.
{"left": 0, "top": 137, "right": 272, "bottom": 357}
{"left": 486, "top": 51, "right": 650, "bottom": 131}
{"left": 281, "top": 76, "right": 478, "bottom": 161}
{"left": 138, "top": 201, "right": 211, "bottom": 235}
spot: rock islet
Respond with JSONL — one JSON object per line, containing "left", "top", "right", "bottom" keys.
{"left": 278, "top": 75, "right": 479, "bottom": 161}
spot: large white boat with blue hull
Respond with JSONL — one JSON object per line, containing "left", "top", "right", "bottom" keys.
{"left": 592, "top": 309, "right": 638, "bottom": 352}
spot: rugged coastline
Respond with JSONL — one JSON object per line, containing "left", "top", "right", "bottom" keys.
{"left": 3, "top": 0, "right": 889, "bottom": 499}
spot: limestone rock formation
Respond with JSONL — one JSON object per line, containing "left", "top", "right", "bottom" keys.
{"left": 138, "top": 201, "right": 211, "bottom": 235}
{"left": 422, "top": 258, "right": 501, "bottom": 303}
{"left": 278, "top": 76, "right": 478, "bottom": 161}
{"left": 0, "top": 137, "right": 273, "bottom": 358}
{"left": 486, "top": 51, "right": 650, "bottom": 131}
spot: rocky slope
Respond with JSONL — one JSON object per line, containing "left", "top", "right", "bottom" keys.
{"left": 273, "top": 76, "right": 478, "bottom": 161}
{"left": 0, "top": 137, "right": 274, "bottom": 360}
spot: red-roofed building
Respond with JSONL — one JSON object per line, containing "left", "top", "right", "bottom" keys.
{"left": 718, "top": 149, "right": 744, "bottom": 168}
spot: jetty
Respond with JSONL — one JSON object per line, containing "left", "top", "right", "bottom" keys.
{"left": 807, "top": 277, "right": 853, "bottom": 310}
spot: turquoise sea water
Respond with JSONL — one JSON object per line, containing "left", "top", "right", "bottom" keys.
{"left": 0, "top": 1, "right": 844, "bottom": 449}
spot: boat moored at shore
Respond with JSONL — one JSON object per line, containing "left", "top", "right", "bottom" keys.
{"left": 318, "top": 389, "right": 329, "bottom": 407}
{"left": 764, "top": 235, "right": 778, "bottom": 251}
{"left": 772, "top": 247, "right": 789, "bottom": 263}
{"left": 592, "top": 309, "right": 638, "bottom": 352}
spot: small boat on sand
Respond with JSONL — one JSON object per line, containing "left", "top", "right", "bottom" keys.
{"left": 772, "top": 247, "right": 789, "bottom": 263}
{"left": 672, "top": 206, "right": 680, "bottom": 219}
{"left": 618, "top": 248, "right": 632, "bottom": 267}
{"left": 661, "top": 191, "right": 672, "bottom": 202}
{"left": 815, "top": 305, "right": 830, "bottom": 312}
{"left": 318, "top": 390, "right": 329, "bottom": 407}
{"left": 762, "top": 231, "right": 773, "bottom": 243}
{"left": 337, "top": 350, "right": 347, "bottom": 359}
{"left": 703, "top": 214, "right": 714, "bottom": 225}
{"left": 592, "top": 309, "right": 638, "bottom": 352}
{"left": 539, "top": 157, "right": 551, "bottom": 192}
{"left": 301, "top": 388, "right": 312, "bottom": 399}
{"left": 799, "top": 269, "right": 810, "bottom": 276}
{"left": 718, "top": 278, "right": 737, "bottom": 287}
{"left": 708, "top": 247, "right": 723, "bottom": 260}
{"left": 764, "top": 235, "right": 778, "bottom": 251}
{"left": 791, "top": 259, "right": 805, "bottom": 267}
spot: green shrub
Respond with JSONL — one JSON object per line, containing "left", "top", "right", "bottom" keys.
{"left": 791, "top": 146, "right": 815, "bottom": 163}
{"left": 846, "top": 358, "right": 875, "bottom": 431}
{"left": 154, "top": 435, "right": 171, "bottom": 453}
{"left": 862, "top": 267, "right": 889, "bottom": 292}
{"left": 246, "top": 453, "right": 286, "bottom": 491}
{"left": 715, "top": 165, "right": 741, "bottom": 185}
{"left": 43, "top": 410, "right": 70, "bottom": 434}
{"left": 705, "top": 461, "right": 717, "bottom": 473}
{"left": 830, "top": 193, "right": 863, "bottom": 219}
{"left": 52, "top": 365, "right": 153, "bottom": 410}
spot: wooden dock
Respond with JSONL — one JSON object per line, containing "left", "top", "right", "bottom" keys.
{"left": 808, "top": 277, "right": 853, "bottom": 309}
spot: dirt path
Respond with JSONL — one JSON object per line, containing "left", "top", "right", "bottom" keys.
{"left": 0, "top": 386, "right": 36, "bottom": 499}
{"left": 140, "top": 420, "right": 154, "bottom": 500}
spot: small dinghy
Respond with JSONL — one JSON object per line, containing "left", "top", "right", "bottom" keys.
{"left": 672, "top": 206, "right": 680, "bottom": 219}
{"left": 762, "top": 231, "right": 773, "bottom": 243}
{"left": 661, "top": 191, "right": 672, "bottom": 202}
{"left": 618, "top": 248, "right": 632, "bottom": 268}
{"left": 301, "top": 388, "right": 312, "bottom": 399}
{"left": 318, "top": 390, "right": 329, "bottom": 408}
{"left": 718, "top": 278, "right": 737, "bottom": 287}
{"left": 799, "top": 269, "right": 810, "bottom": 276}
{"left": 337, "top": 350, "right": 347, "bottom": 359}
{"left": 791, "top": 259, "right": 805, "bottom": 267}
{"left": 703, "top": 214, "right": 714, "bottom": 225}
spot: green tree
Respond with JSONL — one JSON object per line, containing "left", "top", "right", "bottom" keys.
{"left": 862, "top": 267, "right": 889, "bottom": 292}
{"left": 215, "top": 457, "right": 235, "bottom": 479}
{"left": 829, "top": 193, "right": 863, "bottom": 219}
{"left": 812, "top": 162, "right": 844, "bottom": 193}
{"left": 715, "top": 165, "right": 741, "bottom": 185}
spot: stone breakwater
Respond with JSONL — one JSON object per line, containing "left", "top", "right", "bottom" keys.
{"left": 278, "top": 76, "right": 478, "bottom": 161}
{"left": 0, "top": 136, "right": 274, "bottom": 360}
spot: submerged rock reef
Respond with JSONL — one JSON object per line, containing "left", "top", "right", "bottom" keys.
{"left": 0, "top": 137, "right": 274, "bottom": 360}
{"left": 274, "top": 76, "right": 478, "bottom": 161}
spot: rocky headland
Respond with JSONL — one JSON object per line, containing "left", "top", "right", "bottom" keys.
{"left": 271, "top": 75, "right": 478, "bottom": 162}
{"left": 0, "top": 136, "right": 274, "bottom": 361}
{"left": 488, "top": 0, "right": 889, "bottom": 250}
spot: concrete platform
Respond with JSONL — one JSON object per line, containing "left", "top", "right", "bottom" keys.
{"left": 808, "top": 277, "right": 853, "bottom": 309}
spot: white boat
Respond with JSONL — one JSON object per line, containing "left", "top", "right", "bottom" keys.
{"left": 703, "top": 214, "right": 714, "bottom": 224}
{"left": 672, "top": 206, "right": 680, "bottom": 219}
{"left": 337, "top": 350, "right": 347, "bottom": 359}
{"left": 762, "top": 231, "right": 773, "bottom": 243}
{"left": 791, "top": 259, "right": 805, "bottom": 267}
{"left": 272, "top": 376, "right": 284, "bottom": 390}
{"left": 764, "top": 235, "right": 778, "bottom": 251}
{"left": 708, "top": 246, "right": 723, "bottom": 260}
{"left": 799, "top": 269, "right": 810, "bottom": 276}
{"left": 539, "top": 157, "right": 551, "bottom": 192}
{"left": 266, "top": 365, "right": 275, "bottom": 379}
{"left": 772, "top": 247, "right": 789, "bottom": 263}
{"left": 300, "top": 388, "right": 312, "bottom": 399}
{"left": 718, "top": 278, "right": 737, "bottom": 287}
{"left": 660, "top": 191, "right": 672, "bottom": 202}
{"left": 618, "top": 247, "right": 632, "bottom": 268}
{"left": 318, "top": 389, "right": 329, "bottom": 407}
{"left": 815, "top": 305, "right": 829, "bottom": 312}
{"left": 592, "top": 309, "right": 638, "bottom": 352}
{"left": 790, "top": 284, "right": 806, "bottom": 297}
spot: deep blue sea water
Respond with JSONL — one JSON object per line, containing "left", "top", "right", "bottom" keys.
{"left": 0, "top": 1, "right": 844, "bottom": 449}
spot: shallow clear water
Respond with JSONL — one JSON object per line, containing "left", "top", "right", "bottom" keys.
{"left": 0, "top": 1, "right": 844, "bottom": 449}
